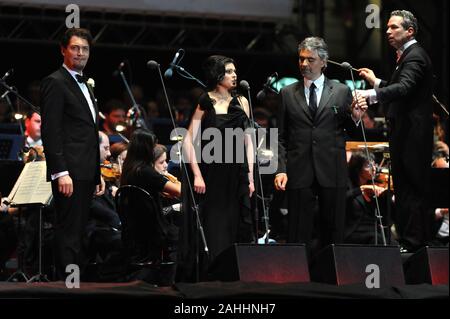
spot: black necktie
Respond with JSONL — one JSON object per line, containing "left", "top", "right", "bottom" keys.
{"left": 309, "top": 82, "right": 317, "bottom": 118}
{"left": 75, "top": 74, "right": 88, "bottom": 84}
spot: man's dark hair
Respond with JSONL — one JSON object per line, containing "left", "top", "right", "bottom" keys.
{"left": 391, "top": 10, "right": 418, "bottom": 35}
{"left": 103, "top": 99, "right": 127, "bottom": 115}
{"left": 25, "top": 110, "right": 39, "bottom": 120}
{"left": 60, "top": 28, "right": 93, "bottom": 48}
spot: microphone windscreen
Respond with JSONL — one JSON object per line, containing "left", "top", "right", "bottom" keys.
{"left": 164, "top": 68, "right": 173, "bottom": 78}
{"left": 256, "top": 90, "right": 266, "bottom": 101}
{"left": 341, "top": 62, "right": 352, "bottom": 70}
{"left": 239, "top": 80, "right": 250, "bottom": 91}
{"left": 146, "top": 60, "right": 159, "bottom": 69}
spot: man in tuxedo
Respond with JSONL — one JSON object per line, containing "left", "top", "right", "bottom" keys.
{"left": 274, "top": 37, "right": 366, "bottom": 254}
{"left": 41, "top": 28, "right": 104, "bottom": 279}
{"left": 357, "top": 10, "right": 434, "bottom": 252}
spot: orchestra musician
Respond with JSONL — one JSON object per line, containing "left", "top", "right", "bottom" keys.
{"left": 345, "top": 151, "right": 396, "bottom": 245}
{"left": 119, "top": 130, "right": 181, "bottom": 262}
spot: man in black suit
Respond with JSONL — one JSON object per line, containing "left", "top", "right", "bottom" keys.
{"left": 41, "top": 28, "right": 104, "bottom": 279}
{"left": 274, "top": 37, "right": 366, "bottom": 253}
{"left": 358, "top": 10, "right": 434, "bottom": 252}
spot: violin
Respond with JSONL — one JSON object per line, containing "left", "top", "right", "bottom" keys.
{"left": 100, "top": 160, "right": 121, "bottom": 182}
{"left": 164, "top": 172, "right": 181, "bottom": 184}
{"left": 375, "top": 169, "right": 394, "bottom": 191}
{"left": 161, "top": 172, "right": 181, "bottom": 199}
{"left": 22, "top": 145, "right": 45, "bottom": 163}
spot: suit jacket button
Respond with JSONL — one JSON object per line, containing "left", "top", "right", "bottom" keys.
{"left": 313, "top": 140, "right": 317, "bottom": 145}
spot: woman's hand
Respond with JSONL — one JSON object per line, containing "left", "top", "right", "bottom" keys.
{"left": 249, "top": 181, "right": 255, "bottom": 198}
{"left": 360, "top": 184, "right": 385, "bottom": 201}
{"left": 194, "top": 174, "right": 206, "bottom": 194}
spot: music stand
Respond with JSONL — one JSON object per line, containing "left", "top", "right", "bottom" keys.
{"left": 6, "top": 207, "right": 29, "bottom": 282}
{"left": 25, "top": 204, "right": 49, "bottom": 283}
{"left": 6, "top": 161, "right": 52, "bottom": 282}
{"left": 9, "top": 203, "right": 49, "bottom": 283}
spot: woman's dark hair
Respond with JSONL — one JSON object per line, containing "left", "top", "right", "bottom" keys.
{"left": 60, "top": 28, "right": 93, "bottom": 48}
{"left": 153, "top": 144, "right": 167, "bottom": 163}
{"left": 348, "top": 151, "right": 374, "bottom": 187}
{"left": 203, "top": 55, "right": 235, "bottom": 91}
{"left": 120, "top": 129, "right": 156, "bottom": 185}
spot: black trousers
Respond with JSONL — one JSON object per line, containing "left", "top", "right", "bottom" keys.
{"left": 389, "top": 119, "right": 434, "bottom": 250}
{"left": 51, "top": 179, "right": 95, "bottom": 280}
{"left": 287, "top": 182, "right": 346, "bottom": 255}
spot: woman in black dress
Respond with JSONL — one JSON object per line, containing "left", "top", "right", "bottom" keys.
{"left": 178, "top": 55, "right": 255, "bottom": 281}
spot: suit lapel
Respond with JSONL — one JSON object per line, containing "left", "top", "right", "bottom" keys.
{"left": 315, "top": 78, "right": 333, "bottom": 118}
{"left": 391, "top": 43, "right": 418, "bottom": 81}
{"left": 86, "top": 84, "right": 100, "bottom": 125}
{"left": 293, "top": 81, "right": 313, "bottom": 122}
{"left": 59, "top": 67, "right": 97, "bottom": 126}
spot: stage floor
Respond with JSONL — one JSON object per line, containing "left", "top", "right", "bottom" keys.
{"left": 0, "top": 280, "right": 447, "bottom": 299}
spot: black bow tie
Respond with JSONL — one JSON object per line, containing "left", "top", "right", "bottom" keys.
{"left": 75, "top": 74, "right": 88, "bottom": 84}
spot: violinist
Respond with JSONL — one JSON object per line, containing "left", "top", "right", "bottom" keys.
{"left": 153, "top": 144, "right": 181, "bottom": 201}
{"left": 89, "top": 132, "right": 121, "bottom": 232}
{"left": 120, "top": 130, "right": 181, "bottom": 262}
{"left": 344, "top": 151, "right": 396, "bottom": 245}
{"left": 24, "top": 111, "right": 42, "bottom": 148}
{"left": 23, "top": 111, "right": 45, "bottom": 162}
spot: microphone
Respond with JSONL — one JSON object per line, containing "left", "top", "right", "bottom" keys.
{"left": 1, "top": 68, "right": 13, "bottom": 81}
{"left": 256, "top": 72, "right": 278, "bottom": 101}
{"left": 327, "top": 59, "right": 359, "bottom": 72}
{"left": 113, "top": 62, "right": 125, "bottom": 77}
{"left": 147, "top": 60, "right": 160, "bottom": 69}
{"left": 164, "top": 49, "right": 183, "bottom": 78}
{"left": 239, "top": 80, "right": 250, "bottom": 91}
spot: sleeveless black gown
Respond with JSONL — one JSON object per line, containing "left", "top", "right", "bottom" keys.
{"left": 177, "top": 93, "right": 254, "bottom": 282}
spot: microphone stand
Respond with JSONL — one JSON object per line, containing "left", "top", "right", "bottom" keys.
{"left": 148, "top": 60, "right": 209, "bottom": 282}
{"left": 240, "top": 81, "right": 271, "bottom": 244}
{"left": 432, "top": 94, "right": 449, "bottom": 117}
{"left": 1, "top": 78, "right": 41, "bottom": 154}
{"left": 171, "top": 65, "right": 206, "bottom": 88}
{"left": 345, "top": 63, "right": 387, "bottom": 246}
{"left": 0, "top": 79, "right": 40, "bottom": 117}
{"left": 116, "top": 68, "right": 148, "bottom": 131}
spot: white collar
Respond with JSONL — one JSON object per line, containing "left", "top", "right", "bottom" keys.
{"left": 304, "top": 73, "right": 325, "bottom": 89}
{"left": 398, "top": 39, "right": 417, "bottom": 55}
{"left": 62, "top": 64, "right": 83, "bottom": 81}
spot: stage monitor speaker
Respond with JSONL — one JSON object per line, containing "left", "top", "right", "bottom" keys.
{"left": 403, "top": 246, "right": 448, "bottom": 285}
{"left": 310, "top": 244, "right": 404, "bottom": 286}
{"left": 209, "top": 244, "right": 310, "bottom": 283}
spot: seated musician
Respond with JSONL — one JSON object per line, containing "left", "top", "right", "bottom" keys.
{"left": 153, "top": 143, "right": 181, "bottom": 260}
{"left": 119, "top": 130, "right": 181, "bottom": 262}
{"left": 89, "top": 132, "right": 121, "bottom": 229}
{"left": 344, "top": 151, "right": 396, "bottom": 245}
{"left": 23, "top": 111, "right": 44, "bottom": 162}
{"left": 153, "top": 144, "right": 181, "bottom": 214}
{"left": 430, "top": 145, "right": 449, "bottom": 246}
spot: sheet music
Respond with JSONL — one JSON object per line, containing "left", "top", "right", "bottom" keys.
{"left": 8, "top": 161, "right": 52, "bottom": 206}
